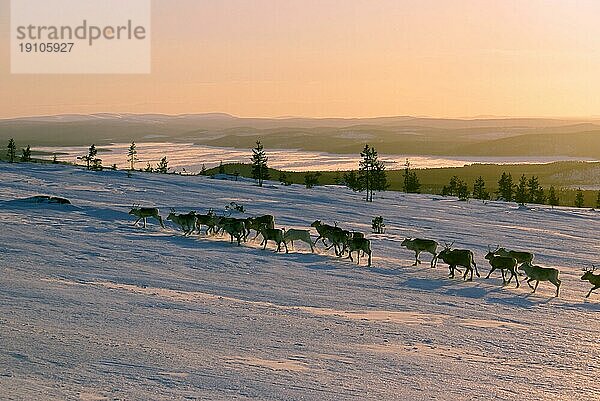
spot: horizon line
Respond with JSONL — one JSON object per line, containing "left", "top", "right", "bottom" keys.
{"left": 3, "top": 111, "right": 600, "bottom": 122}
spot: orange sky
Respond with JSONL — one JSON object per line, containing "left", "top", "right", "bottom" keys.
{"left": 1, "top": 0, "right": 600, "bottom": 119}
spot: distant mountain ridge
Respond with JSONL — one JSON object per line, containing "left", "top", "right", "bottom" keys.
{"left": 2, "top": 113, "right": 600, "bottom": 157}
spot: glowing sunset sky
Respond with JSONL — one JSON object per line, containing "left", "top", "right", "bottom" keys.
{"left": 1, "top": 0, "right": 600, "bottom": 118}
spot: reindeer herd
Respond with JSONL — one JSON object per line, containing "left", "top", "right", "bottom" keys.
{"left": 129, "top": 206, "right": 600, "bottom": 299}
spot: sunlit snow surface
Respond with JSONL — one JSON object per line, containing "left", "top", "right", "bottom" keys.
{"left": 1, "top": 162, "right": 600, "bottom": 400}
{"left": 37, "top": 142, "right": 596, "bottom": 172}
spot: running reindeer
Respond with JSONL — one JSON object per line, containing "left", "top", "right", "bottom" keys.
{"left": 485, "top": 245, "right": 519, "bottom": 288}
{"left": 581, "top": 265, "right": 600, "bottom": 298}
{"left": 436, "top": 242, "right": 479, "bottom": 281}
{"left": 129, "top": 205, "right": 164, "bottom": 229}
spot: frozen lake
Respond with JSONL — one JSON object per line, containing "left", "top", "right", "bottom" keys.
{"left": 36, "top": 142, "right": 596, "bottom": 172}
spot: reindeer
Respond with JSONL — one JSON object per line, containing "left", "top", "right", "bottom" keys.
{"left": 217, "top": 217, "right": 248, "bottom": 242}
{"left": 495, "top": 248, "right": 534, "bottom": 274}
{"left": 520, "top": 261, "right": 561, "bottom": 297}
{"left": 166, "top": 209, "right": 197, "bottom": 236}
{"left": 436, "top": 242, "right": 479, "bottom": 281}
{"left": 310, "top": 220, "right": 345, "bottom": 255}
{"left": 194, "top": 210, "right": 220, "bottom": 235}
{"left": 346, "top": 237, "right": 372, "bottom": 267}
{"left": 581, "top": 265, "right": 600, "bottom": 298}
{"left": 485, "top": 246, "right": 519, "bottom": 287}
{"left": 260, "top": 227, "right": 288, "bottom": 253}
{"left": 221, "top": 219, "right": 246, "bottom": 246}
{"left": 246, "top": 215, "right": 275, "bottom": 240}
{"left": 283, "top": 229, "right": 314, "bottom": 253}
{"left": 129, "top": 205, "right": 164, "bottom": 229}
{"left": 401, "top": 238, "right": 438, "bottom": 267}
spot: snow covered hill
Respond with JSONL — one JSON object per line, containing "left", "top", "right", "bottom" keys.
{"left": 1, "top": 162, "right": 599, "bottom": 400}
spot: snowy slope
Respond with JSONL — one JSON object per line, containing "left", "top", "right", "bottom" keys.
{"left": 1, "top": 162, "right": 599, "bottom": 401}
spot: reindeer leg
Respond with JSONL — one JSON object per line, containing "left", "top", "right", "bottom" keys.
{"left": 533, "top": 281, "right": 539, "bottom": 293}
{"left": 431, "top": 253, "right": 438, "bottom": 268}
{"left": 143, "top": 218, "right": 147, "bottom": 229}
{"left": 133, "top": 217, "right": 142, "bottom": 226}
{"left": 485, "top": 267, "right": 494, "bottom": 279}
{"left": 413, "top": 251, "right": 419, "bottom": 266}
{"left": 586, "top": 286, "right": 599, "bottom": 298}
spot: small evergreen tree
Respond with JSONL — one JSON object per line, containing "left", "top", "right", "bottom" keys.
{"left": 358, "top": 144, "right": 386, "bottom": 202}
{"left": 472, "top": 176, "right": 489, "bottom": 200}
{"left": 596, "top": 191, "right": 600, "bottom": 209}
{"left": 442, "top": 176, "right": 460, "bottom": 196}
{"left": 127, "top": 142, "right": 138, "bottom": 170}
{"left": 7, "top": 138, "right": 16, "bottom": 163}
{"left": 343, "top": 170, "right": 362, "bottom": 192}
{"left": 200, "top": 164, "right": 207, "bottom": 175}
{"left": 497, "top": 172, "right": 514, "bottom": 201}
{"left": 251, "top": 141, "right": 269, "bottom": 186}
{"left": 279, "top": 172, "right": 292, "bottom": 186}
{"left": 534, "top": 187, "right": 546, "bottom": 204}
{"left": 156, "top": 156, "right": 169, "bottom": 173}
{"left": 372, "top": 216, "right": 385, "bottom": 234}
{"left": 91, "top": 158, "right": 103, "bottom": 171}
{"left": 144, "top": 162, "right": 154, "bottom": 172}
{"left": 514, "top": 175, "right": 528, "bottom": 205}
{"left": 111, "top": 163, "right": 117, "bottom": 170}
{"left": 20, "top": 145, "right": 32, "bottom": 162}
{"left": 402, "top": 159, "right": 421, "bottom": 193}
{"left": 548, "top": 186, "right": 559, "bottom": 208}
{"left": 304, "top": 172, "right": 321, "bottom": 189}
{"left": 52, "top": 154, "right": 58, "bottom": 164}
{"left": 575, "top": 188, "right": 585, "bottom": 208}
{"left": 456, "top": 180, "right": 470, "bottom": 201}
{"left": 527, "top": 176, "right": 540, "bottom": 203}
{"left": 218, "top": 161, "right": 225, "bottom": 174}
{"left": 441, "top": 176, "right": 469, "bottom": 200}
{"left": 79, "top": 144, "right": 98, "bottom": 170}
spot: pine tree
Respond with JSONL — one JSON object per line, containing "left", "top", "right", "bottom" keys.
{"left": 218, "top": 161, "right": 225, "bottom": 174}
{"left": 358, "top": 144, "right": 386, "bottom": 202}
{"left": 548, "top": 186, "right": 559, "bottom": 208}
{"left": 251, "top": 141, "right": 269, "bottom": 187}
{"left": 279, "top": 172, "right": 292, "bottom": 186}
{"left": 52, "top": 154, "right": 58, "bottom": 164}
{"left": 527, "top": 176, "right": 540, "bottom": 203}
{"left": 144, "top": 162, "right": 153, "bottom": 172}
{"left": 514, "top": 175, "right": 528, "bottom": 205}
{"left": 402, "top": 159, "right": 420, "bottom": 193}
{"left": 127, "top": 142, "right": 138, "bottom": 171}
{"left": 20, "top": 145, "right": 32, "bottom": 162}
{"left": 534, "top": 187, "right": 546, "bottom": 204}
{"left": 575, "top": 188, "right": 585, "bottom": 208}
{"left": 456, "top": 180, "right": 469, "bottom": 201}
{"left": 372, "top": 160, "right": 389, "bottom": 194}
{"left": 7, "top": 138, "right": 16, "bottom": 163}
{"left": 304, "top": 172, "right": 321, "bottom": 189}
{"left": 472, "top": 176, "right": 489, "bottom": 200}
{"left": 372, "top": 216, "right": 385, "bottom": 234}
{"left": 79, "top": 144, "right": 98, "bottom": 170}
{"left": 200, "top": 164, "right": 207, "bottom": 175}
{"left": 156, "top": 156, "right": 169, "bottom": 173}
{"left": 497, "top": 172, "right": 514, "bottom": 201}
{"left": 596, "top": 191, "right": 600, "bottom": 209}
{"left": 343, "top": 170, "right": 362, "bottom": 192}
